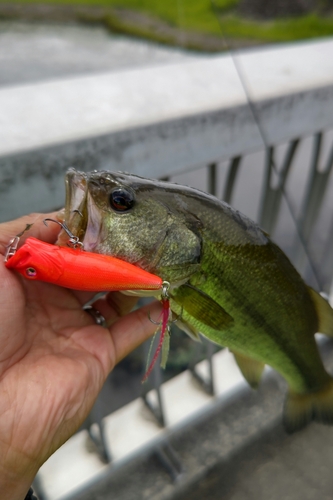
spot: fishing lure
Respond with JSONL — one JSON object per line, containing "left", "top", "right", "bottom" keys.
{"left": 4, "top": 221, "right": 174, "bottom": 380}
{"left": 5, "top": 236, "right": 163, "bottom": 292}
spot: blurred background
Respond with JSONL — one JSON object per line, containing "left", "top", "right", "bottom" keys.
{"left": 1, "top": 0, "right": 333, "bottom": 499}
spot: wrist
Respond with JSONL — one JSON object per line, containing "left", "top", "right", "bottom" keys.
{"left": 0, "top": 461, "right": 37, "bottom": 500}
{"left": 0, "top": 480, "right": 33, "bottom": 500}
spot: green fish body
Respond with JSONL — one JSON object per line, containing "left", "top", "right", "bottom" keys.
{"left": 60, "top": 168, "right": 333, "bottom": 432}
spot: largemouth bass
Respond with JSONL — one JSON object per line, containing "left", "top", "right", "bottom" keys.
{"left": 59, "top": 168, "right": 333, "bottom": 433}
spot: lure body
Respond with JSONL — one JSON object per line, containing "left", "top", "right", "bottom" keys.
{"left": 5, "top": 237, "right": 163, "bottom": 292}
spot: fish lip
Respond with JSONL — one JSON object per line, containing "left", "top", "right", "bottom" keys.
{"left": 59, "top": 169, "right": 106, "bottom": 251}
{"left": 57, "top": 169, "right": 88, "bottom": 246}
{"left": 81, "top": 190, "right": 103, "bottom": 252}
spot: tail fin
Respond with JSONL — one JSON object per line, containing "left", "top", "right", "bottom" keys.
{"left": 308, "top": 287, "right": 333, "bottom": 336}
{"left": 283, "top": 379, "right": 333, "bottom": 433}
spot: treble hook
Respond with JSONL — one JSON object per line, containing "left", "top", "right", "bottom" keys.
{"left": 43, "top": 218, "right": 83, "bottom": 249}
{"left": 148, "top": 309, "right": 183, "bottom": 326}
{"left": 4, "top": 223, "right": 34, "bottom": 262}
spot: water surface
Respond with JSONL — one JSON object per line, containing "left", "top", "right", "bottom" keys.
{"left": 0, "top": 20, "right": 201, "bottom": 87}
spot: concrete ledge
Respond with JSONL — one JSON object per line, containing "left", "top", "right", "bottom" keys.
{"left": 36, "top": 348, "right": 246, "bottom": 499}
{"left": 35, "top": 337, "right": 333, "bottom": 500}
{"left": 1, "top": 38, "right": 333, "bottom": 221}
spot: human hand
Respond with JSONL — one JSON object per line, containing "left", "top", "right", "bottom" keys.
{"left": 0, "top": 213, "right": 161, "bottom": 500}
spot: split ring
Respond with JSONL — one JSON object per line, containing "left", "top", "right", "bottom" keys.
{"left": 84, "top": 306, "right": 107, "bottom": 328}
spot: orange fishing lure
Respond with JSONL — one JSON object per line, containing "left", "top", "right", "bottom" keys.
{"left": 5, "top": 231, "right": 172, "bottom": 380}
{"left": 5, "top": 237, "right": 163, "bottom": 292}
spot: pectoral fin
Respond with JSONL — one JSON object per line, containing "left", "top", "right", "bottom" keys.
{"left": 173, "top": 314, "right": 201, "bottom": 341}
{"left": 231, "top": 350, "right": 265, "bottom": 389}
{"left": 171, "top": 284, "right": 233, "bottom": 331}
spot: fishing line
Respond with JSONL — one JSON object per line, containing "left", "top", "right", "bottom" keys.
{"left": 209, "top": 0, "right": 323, "bottom": 291}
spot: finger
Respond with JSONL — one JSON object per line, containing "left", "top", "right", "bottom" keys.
{"left": 72, "top": 291, "right": 105, "bottom": 307}
{"left": 91, "top": 292, "right": 140, "bottom": 327}
{"left": 107, "top": 291, "right": 139, "bottom": 318}
{"left": 108, "top": 300, "right": 162, "bottom": 364}
{"left": 0, "top": 211, "right": 62, "bottom": 255}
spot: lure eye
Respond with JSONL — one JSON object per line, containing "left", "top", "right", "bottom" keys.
{"left": 26, "top": 267, "right": 37, "bottom": 278}
{"left": 109, "top": 187, "right": 135, "bottom": 212}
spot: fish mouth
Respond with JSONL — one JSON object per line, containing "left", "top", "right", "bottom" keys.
{"left": 58, "top": 169, "right": 106, "bottom": 252}
{"left": 57, "top": 168, "right": 89, "bottom": 247}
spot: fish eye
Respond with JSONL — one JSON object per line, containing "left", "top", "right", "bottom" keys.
{"left": 109, "top": 187, "right": 135, "bottom": 212}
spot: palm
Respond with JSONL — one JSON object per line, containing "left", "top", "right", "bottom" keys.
{"left": 0, "top": 213, "right": 160, "bottom": 496}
